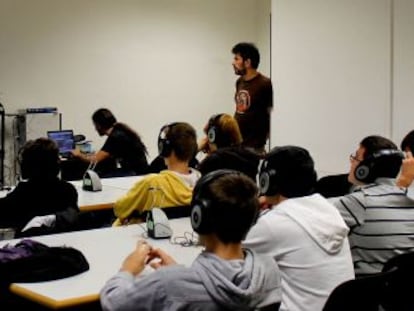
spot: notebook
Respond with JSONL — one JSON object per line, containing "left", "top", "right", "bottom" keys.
{"left": 47, "top": 130, "right": 75, "bottom": 158}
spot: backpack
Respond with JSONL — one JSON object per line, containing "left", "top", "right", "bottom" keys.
{"left": 0, "top": 239, "right": 89, "bottom": 287}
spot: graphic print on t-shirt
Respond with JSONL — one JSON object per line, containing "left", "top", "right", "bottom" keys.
{"left": 235, "top": 90, "right": 250, "bottom": 113}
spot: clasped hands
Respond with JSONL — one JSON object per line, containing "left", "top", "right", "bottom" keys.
{"left": 120, "top": 240, "right": 177, "bottom": 276}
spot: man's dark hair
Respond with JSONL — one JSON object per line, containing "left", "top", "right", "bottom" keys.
{"left": 232, "top": 42, "right": 260, "bottom": 69}
{"left": 206, "top": 173, "right": 259, "bottom": 243}
{"left": 92, "top": 108, "right": 117, "bottom": 130}
{"left": 400, "top": 130, "right": 414, "bottom": 153}
{"left": 20, "top": 138, "right": 60, "bottom": 180}
{"left": 167, "top": 122, "right": 197, "bottom": 162}
{"left": 360, "top": 135, "right": 401, "bottom": 178}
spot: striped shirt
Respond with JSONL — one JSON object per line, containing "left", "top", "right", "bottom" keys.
{"left": 329, "top": 178, "right": 414, "bottom": 276}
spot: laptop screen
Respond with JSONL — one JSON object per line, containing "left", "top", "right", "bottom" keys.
{"left": 47, "top": 130, "right": 75, "bottom": 156}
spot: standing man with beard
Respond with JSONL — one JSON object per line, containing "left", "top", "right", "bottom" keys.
{"left": 232, "top": 42, "right": 273, "bottom": 155}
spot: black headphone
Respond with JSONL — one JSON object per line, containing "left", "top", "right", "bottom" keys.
{"left": 158, "top": 122, "right": 178, "bottom": 157}
{"left": 206, "top": 114, "right": 224, "bottom": 147}
{"left": 354, "top": 149, "right": 405, "bottom": 183}
{"left": 258, "top": 158, "right": 278, "bottom": 196}
{"left": 191, "top": 169, "right": 259, "bottom": 234}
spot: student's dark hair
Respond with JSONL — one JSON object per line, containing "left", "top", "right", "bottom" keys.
{"left": 20, "top": 138, "right": 60, "bottom": 180}
{"left": 261, "top": 146, "right": 317, "bottom": 198}
{"left": 400, "top": 130, "right": 414, "bottom": 153}
{"left": 92, "top": 108, "right": 117, "bottom": 130}
{"left": 166, "top": 122, "right": 197, "bottom": 162}
{"left": 360, "top": 135, "right": 401, "bottom": 178}
{"left": 232, "top": 42, "right": 260, "bottom": 69}
{"left": 206, "top": 173, "right": 259, "bottom": 243}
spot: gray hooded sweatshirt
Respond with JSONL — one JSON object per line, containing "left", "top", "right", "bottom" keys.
{"left": 100, "top": 248, "right": 281, "bottom": 311}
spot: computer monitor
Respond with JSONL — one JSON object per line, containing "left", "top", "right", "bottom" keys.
{"left": 47, "top": 130, "right": 75, "bottom": 157}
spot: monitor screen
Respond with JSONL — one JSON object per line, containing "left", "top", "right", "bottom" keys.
{"left": 47, "top": 130, "right": 74, "bottom": 155}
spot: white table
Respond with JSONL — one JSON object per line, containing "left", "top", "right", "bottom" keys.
{"left": 1, "top": 218, "right": 201, "bottom": 309}
{"left": 70, "top": 182, "right": 127, "bottom": 212}
{"left": 99, "top": 175, "right": 144, "bottom": 190}
{"left": 71, "top": 176, "right": 143, "bottom": 211}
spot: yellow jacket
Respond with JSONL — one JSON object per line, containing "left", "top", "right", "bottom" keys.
{"left": 113, "top": 171, "right": 195, "bottom": 226}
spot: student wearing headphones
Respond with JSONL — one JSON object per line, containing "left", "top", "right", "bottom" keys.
{"left": 71, "top": 108, "right": 149, "bottom": 177}
{"left": 113, "top": 122, "right": 200, "bottom": 225}
{"left": 197, "top": 113, "right": 260, "bottom": 181}
{"left": 328, "top": 135, "right": 414, "bottom": 276}
{"left": 101, "top": 170, "right": 281, "bottom": 311}
{"left": 243, "top": 146, "right": 354, "bottom": 311}
{"left": 0, "top": 138, "right": 79, "bottom": 237}
{"left": 198, "top": 113, "right": 242, "bottom": 154}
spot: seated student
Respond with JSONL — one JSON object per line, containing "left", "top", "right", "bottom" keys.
{"left": 198, "top": 113, "right": 243, "bottom": 154}
{"left": 243, "top": 146, "right": 354, "bottom": 311}
{"left": 197, "top": 113, "right": 260, "bottom": 180}
{"left": 71, "top": 108, "right": 149, "bottom": 177}
{"left": 394, "top": 130, "right": 414, "bottom": 188}
{"left": 101, "top": 170, "right": 282, "bottom": 311}
{"left": 147, "top": 113, "right": 242, "bottom": 174}
{"left": 401, "top": 129, "right": 414, "bottom": 153}
{"left": 329, "top": 135, "right": 414, "bottom": 276}
{"left": 0, "top": 138, "right": 79, "bottom": 237}
{"left": 113, "top": 122, "right": 200, "bottom": 225}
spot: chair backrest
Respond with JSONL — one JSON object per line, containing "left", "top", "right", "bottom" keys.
{"left": 322, "top": 271, "right": 394, "bottom": 311}
{"left": 380, "top": 251, "right": 414, "bottom": 311}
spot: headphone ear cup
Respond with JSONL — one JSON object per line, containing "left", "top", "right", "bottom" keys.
{"left": 191, "top": 204, "right": 203, "bottom": 233}
{"left": 207, "top": 127, "right": 216, "bottom": 144}
{"left": 355, "top": 163, "right": 370, "bottom": 182}
{"left": 191, "top": 199, "right": 212, "bottom": 234}
{"left": 259, "top": 171, "right": 271, "bottom": 195}
{"left": 158, "top": 139, "right": 171, "bottom": 157}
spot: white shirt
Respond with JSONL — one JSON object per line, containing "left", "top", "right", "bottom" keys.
{"left": 244, "top": 194, "right": 355, "bottom": 311}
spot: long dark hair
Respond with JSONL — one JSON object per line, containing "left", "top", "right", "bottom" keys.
{"left": 93, "top": 108, "right": 148, "bottom": 155}
{"left": 114, "top": 123, "right": 148, "bottom": 155}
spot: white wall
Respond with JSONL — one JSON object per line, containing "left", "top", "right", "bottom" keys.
{"left": 272, "top": 0, "right": 392, "bottom": 176}
{"left": 393, "top": 0, "right": 414, "bottom": 144}
{"left": 0, "top": 0, "right": 271, "bottom": 184}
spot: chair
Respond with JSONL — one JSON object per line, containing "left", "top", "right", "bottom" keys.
{"left": 322, "top": 271, "right": 395, "bottom": 311}
{"left": 324, "top": 251, "right": 414, "bottom": 311}
{"left": 380, "top": 251, "right": 414, "bottom": 311}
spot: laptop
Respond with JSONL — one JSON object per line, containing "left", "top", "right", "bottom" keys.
{"left": 47, "top": 129, "right": 75, "bottom": 158}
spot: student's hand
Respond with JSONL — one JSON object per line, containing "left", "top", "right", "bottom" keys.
{"left": 120, "top": 240, "right": 152, "bottom": 275}
{"left": 198, "top": 137, "right": 209, "bottom": 154}
{"left": 148, "top": 248, "right": 177, "bottom": 269}
{"left": 397, "top": 151, "right": 414, "bottom": 188}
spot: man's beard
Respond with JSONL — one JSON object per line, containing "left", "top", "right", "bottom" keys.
{"left": 233, "top": 65, "right": 246, "bottom": 76}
